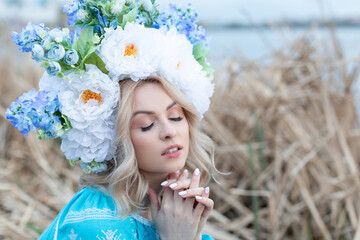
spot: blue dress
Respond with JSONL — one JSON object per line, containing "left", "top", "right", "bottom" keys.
{"left": 39, "top": 187, "right": 214, "bottom": 240}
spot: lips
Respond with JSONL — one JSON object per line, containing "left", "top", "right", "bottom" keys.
{"left": 161, "top": 144, "right": 183, "bottom": 156}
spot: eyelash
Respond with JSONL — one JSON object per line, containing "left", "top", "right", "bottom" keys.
{"left": 140, "top": 117, "right": 183, "bottom": 132}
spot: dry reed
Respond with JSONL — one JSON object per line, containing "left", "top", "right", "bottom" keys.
{"left": 1, "top": 23, "right": 360, "bottom": 240}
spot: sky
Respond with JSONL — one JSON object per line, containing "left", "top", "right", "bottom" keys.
{"left": 1, "top": 0, "right": 360, "bottom": 25}
{"left": 156, "top": 0, "right": 360, "bottom": 25}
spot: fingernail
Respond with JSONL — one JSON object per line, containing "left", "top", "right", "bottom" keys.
{"left": 194, "top": 168, "right": 200, "bottom": 176}
{"left": 161, "top": 181, "right": 168, "bottom": 186}
{"left": 175, "top": 170, "right": 180, "bottom": 174}
{"left": 205, "top": 187, "right": 209, "bottom": 195}
{"left": 178, "top": 191, "right": 187, "bottom": 196}
{"left": 183, "top": 169, "right": 188, "bottom": 173}
{"left": 195, "top": 196, "right": 202, "bottom": 200}
{"left": 169, "top": 183, "right": 177, "bottom": 188}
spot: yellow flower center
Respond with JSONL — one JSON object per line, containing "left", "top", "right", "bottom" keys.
{"left": 177, "top": 62, "right": 181, "bottom": 69}
{"left": 81, "top": 89, "right": 102, "bottom": 104}
{"left": 124, "top": 44, "right": 137, "bottom": 58}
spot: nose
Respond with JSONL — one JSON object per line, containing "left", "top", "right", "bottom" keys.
{"left": 159, "top": 120, "right": 177, "bottom": 141}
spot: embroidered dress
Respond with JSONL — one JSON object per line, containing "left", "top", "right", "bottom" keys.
{"left": 39, "top": 187, "right": 214, "bottom": 240}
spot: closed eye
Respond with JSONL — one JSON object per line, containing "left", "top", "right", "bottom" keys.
{"left": 169, "top": 117, "right": 183, "bottom": 121}
{"left": 141, "top": 123, "right": 154, "bottom": 132}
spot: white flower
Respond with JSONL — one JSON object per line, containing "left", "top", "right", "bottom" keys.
{"left": 58, "top": 65, "right": 119, "bottom": 162}
{"left": 61, "top": 117, "right": 116, "bottom": 163}
{"left": 111, "top": 0, "right": 125, "bottom": 15}
{"left": 158, "top": 28, "right": 213, "bottom": 118}
{"left": 59, "top": 65, "right": 119, "bottom": 126}
{"left": 141, "top": 0, "right": 153, "bottom": 11}
{"left": 97, "top": 23, "right": 164, "bottom": 81}
{"left": 39, "top": 72, "right": 70, "bottom": 93}
{"left": 98, "top": 22, "right": 213, "bottom": 118}
{"left": 76, "top": 9, "right": 88, "bottom": 21}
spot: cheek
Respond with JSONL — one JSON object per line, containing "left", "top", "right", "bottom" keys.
{"left": 130, "top": 131, "right": 155, "bottom": 160}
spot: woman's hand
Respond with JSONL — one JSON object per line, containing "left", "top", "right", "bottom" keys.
{"left": 149, "top": 169, "right": 213, "bottom": 240}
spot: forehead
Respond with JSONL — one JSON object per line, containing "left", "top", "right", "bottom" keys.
{"left": 132, "top": 82, "right": 174, "bottom": 110}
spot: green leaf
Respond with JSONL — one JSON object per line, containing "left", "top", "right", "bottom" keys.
{"left": 62, "top": 114, "right": 72, "bottom": 130}
{"left": 84, "top": 52, "right": 109, "bottom": 74}
{"left": 76, "top": 27, "right": 94, "bottom": 59}
{"left": 56, "top": 72, "right": 64, "bottom": 78}
{"left": 69, "top": 160, "right": 75, "bottom": 166}
{"left": 79, "top": 45, "right": 97, "bottom": 68}
{"left": 192, "top": 41, "right": 213, "bottom": 74}
{"left": 40, "top": 61, "right": 50, "bottom": 68}
{"left": 193, "top": 41, "right": 209, "bottom": 61}
{"left": 121, "top": 7, "right": 138, "bottom": 28}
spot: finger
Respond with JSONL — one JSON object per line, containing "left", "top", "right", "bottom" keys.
{"left": 193, "top": 187, "right": 210, "bottom": 218}
{"left": 178, "top": 187, "right": 204, "bottom": 198}
{"left": 194, "top": 197, "right": 213, "bottom": 219}
{"left": 148, "top": 187, "right": 160, "bottom": 218}
{"left": 167, "top": 170, "right": 180, "bottom": 180}
{"left": 177, "top": 169, "right": 189, "bottom": 181}
{"left": 161, "top": 169, "right": 190, "bottom": 188}
{"left": 189, "top": 168, "right": 201, "bottom": 189}
{"left": 168, "top": 179, "right": 191, "bottom": 190}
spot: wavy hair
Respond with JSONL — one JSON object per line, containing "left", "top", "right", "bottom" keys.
{"left": 79, "top": 76, "right": 216, "bottom": 217}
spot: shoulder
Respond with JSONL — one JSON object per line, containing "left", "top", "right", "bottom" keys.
{"left": 39, "top": 187, "right": 138, "bottom": 240}
{"left": 61, "top": 186, "right": 118, "bottom": 224}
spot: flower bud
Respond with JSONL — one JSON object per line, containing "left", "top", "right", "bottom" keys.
{"left": 48, "top": 44, "right": 65, "bottom": 61}
{"left": 41, "top": 36, "right": 52, "bottom": 51}
{"left": 64, "top": 49, "right": 79, "bottom": 65}
{"left": 31, "top": 44, "right": 44, "bottom": 62}
{"left": 46, "top": 62, "right": 61, "bottom": 76}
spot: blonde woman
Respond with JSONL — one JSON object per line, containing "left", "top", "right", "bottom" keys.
{"left": 7, "top": 1, "right": 217, "bottom": 239}
{"left": 38, "top": 77, "right": 216, "bottom": 239}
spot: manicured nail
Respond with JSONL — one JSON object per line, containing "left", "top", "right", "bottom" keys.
{"left": 169, "top": 183, "right": 177, "bottom": 188}
{"left": 195, "top": 196, "right": 202, "bottom": 200}
{"left": 205, "top": 187, "right": 209, "bottom": 195}
{"left": 161, "top": 181, "right": 168, "bottom": 186}
{"left": 194, "top": 168, "right": 200, "bottom": 176}
{"left": 183, "top": 169, "right": 188, "bottom": 173}
{"left": 178, "top": 191, "right": 187, "bottom": 196}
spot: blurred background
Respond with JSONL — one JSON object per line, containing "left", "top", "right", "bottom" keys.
{"left": 1, "top": 0, "right": 360, "bottom": 239}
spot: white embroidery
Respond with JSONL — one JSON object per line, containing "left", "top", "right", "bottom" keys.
{"left": 96, "top": 230, "right": 123, "bottom": 240}
{"left": 130, "top": 214, "right": 155, "bottom": 228}
{"left": 64, "top": 207, "right": 119, "bottom": 224}
{"left": 68, "top": 229, "right": 82, "bottom": 240}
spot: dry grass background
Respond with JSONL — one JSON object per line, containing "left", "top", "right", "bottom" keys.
{"left": 1, "top": 22, "right": 360, "bottom": 240}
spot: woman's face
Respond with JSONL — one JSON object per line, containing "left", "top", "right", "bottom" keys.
{"left": 130, "top": 82, "right": 190, "bottom": 177}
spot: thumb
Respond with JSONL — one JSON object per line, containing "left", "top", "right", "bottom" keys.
{"left": 148, "top": 187, "right": 160, "bottom": 218}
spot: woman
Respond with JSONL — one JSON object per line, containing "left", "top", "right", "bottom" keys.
{"left": 7, "top": 1, "right": 217, "bottom": 239}
{"left": 38, "top": 77, "right": 215, "bottom": 239}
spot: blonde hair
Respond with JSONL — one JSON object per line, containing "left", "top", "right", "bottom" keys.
{"left": 79, "top": 76, "right": 215, "bottom": 217}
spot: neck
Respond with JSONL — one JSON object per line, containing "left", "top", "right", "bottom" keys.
{"left": 143, "top": 172, "right": 168, "bottom": 195}
{"left": 139, "top": 172, "right": 168, "bottom": 222}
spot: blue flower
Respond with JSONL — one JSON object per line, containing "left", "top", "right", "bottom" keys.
{"left": 81, "top": 161, "right": 108, "bottom": 174}
{"left": 48, "top": 44, "right": 65, "bottom": 61}
{"left": 46, "top": 62, "right": 61, "bottom": 76}
{"left": 31, "top": 44, "right": 45, "bottom": 62}
{"left": 12, "top": 22, "right": 49, "bottom": 52}
{"left": 6, "top": 89, "right": 66, "bottom": 139}
{"left": 6, "top": 89, "right": 39, "bottom": 136}
{"left": 154, "top": 3, "right": 209, "bottom": 46}
{"left": 41, "top": 36, "right": 52, "bottom": 51}
{"left": 63, "top": 0, "right": 80, "bottom": 25}
{"left": 64, "top": 49, "right": 79, "bottom": 65}
{"left": 48, "top": 28, "right": 67, "bottom": 43}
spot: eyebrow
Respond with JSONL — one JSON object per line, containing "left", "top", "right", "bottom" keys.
{"left": 132, "top": 101, "right": 177, "bottom": 118}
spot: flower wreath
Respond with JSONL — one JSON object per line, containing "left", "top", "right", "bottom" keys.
{"left": 6, "top": 0, "right": 214, "bottom": 174}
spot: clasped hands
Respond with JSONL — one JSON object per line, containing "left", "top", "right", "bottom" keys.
{"left": 148, "top": 169, "right": 213, "bottom": 240}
